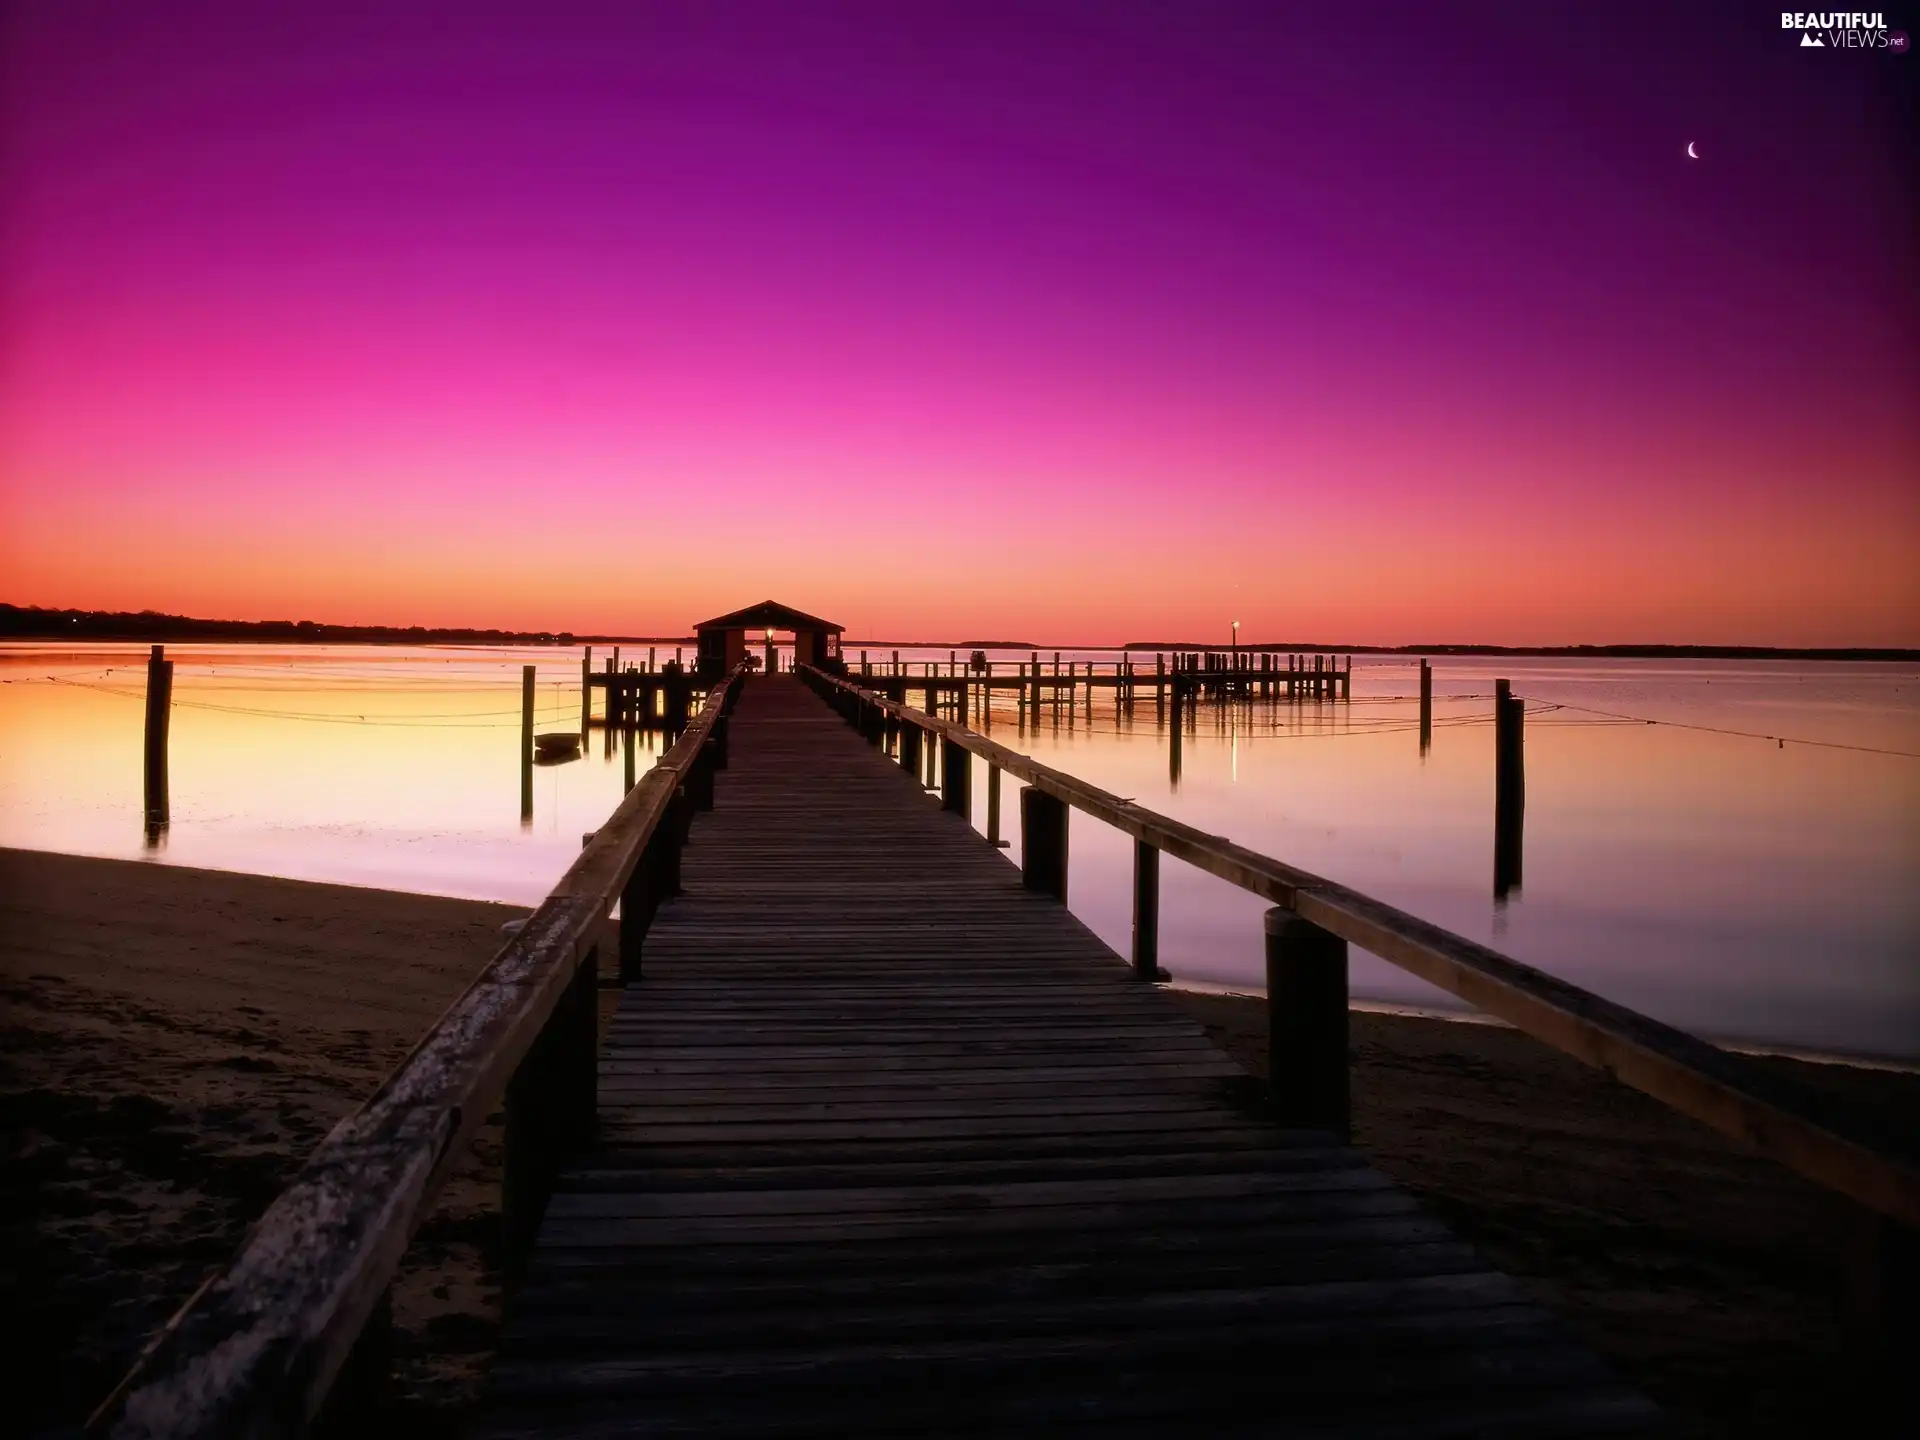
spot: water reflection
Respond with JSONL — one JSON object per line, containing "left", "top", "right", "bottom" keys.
{"left": 2, "top": 642, "right": 1916, "bottom": 1059}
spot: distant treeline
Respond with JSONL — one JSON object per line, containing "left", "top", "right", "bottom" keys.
{"left": 0, "top": 606, "right": 688, "bottom": 646}
{"left": 4, "top": 607, "right": 1911, "bottom": 661}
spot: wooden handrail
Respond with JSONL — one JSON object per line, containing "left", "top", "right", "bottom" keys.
{"left": 89, "top": 666, "right": 747, "bottom": 1440}
{"left": 801, "top": 664, "right": 1920, "bottom": 1228}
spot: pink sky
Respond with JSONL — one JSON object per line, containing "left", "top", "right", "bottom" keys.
{"left": 3, "top": 2, "right": 1915, "bottom": 645}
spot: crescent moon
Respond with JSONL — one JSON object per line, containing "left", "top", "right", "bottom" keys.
{"left": 1686, "top": 141, "right": 1700, "bottom": 159}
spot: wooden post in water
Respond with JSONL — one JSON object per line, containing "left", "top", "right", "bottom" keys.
{"left": 580, "top": 647, "right": 592, "bottom": 731}
{"left": 1264, "top": 908, "right": 1350, "bottom": 1139}
{"left": 1131, "top": 841, "right": 1160, "bottom": 981}
{"left": 1419, "top": 660, "right": 1433, "bottom": 753}
{"left": 899, "top": 721, "right": 922, "bottom": 779}
{"left": 1169, "top": 680, "right": 1184, "bottom": 787}
{"left": 986, "top": 764, "right": 1003, "bottom": 845}
{"left": 143, "top": 644, "right": 173, "bottom": 831}
{"left": 1494, "top": 679, "right": 1525, "bottom": 898}
{"left": 1019, "top": 786, "right": 1068, "bottom": 900}
{"left": 520, "top": 665, "right": 535, "bottom": 821}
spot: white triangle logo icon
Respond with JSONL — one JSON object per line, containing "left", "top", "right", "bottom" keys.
{"left": 1800, "top": 32, "right": 1824, "bottom": 46}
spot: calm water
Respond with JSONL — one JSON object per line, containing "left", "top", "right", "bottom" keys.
{"left": 3, "top": 643, "right": 1916, "bottom": 1060}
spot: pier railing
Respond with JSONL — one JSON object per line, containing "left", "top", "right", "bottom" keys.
{"left": 88, "top": 665, "right": 747, "bottom": 1440}
{"left": 800, "top": 664, "right": 1920, "bottom": 1243}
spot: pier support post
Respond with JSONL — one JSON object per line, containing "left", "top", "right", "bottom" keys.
{"left": 1419, "top": 659, "right": 1432, "bottom": 754}
{"left": 1264, "top": 908, "right": 1350, "bottom": 1139}
{"left": 1494, "top": 679, "right": 1525, "bottom": 898}
{"left": 899, "top": 722, "right": 922, "bottom": 779}
{"left": 143, "top": 644, "right": 173, "bottom": 833}
{"left": 520, "top": 665, "right": 535, "bottom": 822}
{"left": 941, "top": 738, "right": 971, "bottom": 819}
{"left": 1020, "top": 786, "right": 1069, "bottom": 901}
{"left": 1169, "top": 681, "right": 1184, "bottom": 787}
{"left": 712, "top": 713, "right": 729, "bottom": 769}
{"left": 581, "top": 647, "right": 592, "bottom": 732}
{"left": 1131, "top": 841, "right": 1160, "bottom": 981}
{"left": 620, "top": 862, "right": 649, "bottom": 982}
{"left": 503, "top": 947, "right": 595, "bottom": 1284}
{"left": 693, "top": 740, "right": 718, "bottom": 810}
{"left": 1838, "top": 1205, "right": 1920, "bottom": 1418}
{"left": 652, "top": 790, "right": 684, "bottom": 899}
{"left": 986, "top": 765, "right": 1004, "bottom": 845}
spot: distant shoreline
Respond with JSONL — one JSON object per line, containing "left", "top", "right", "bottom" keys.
{"left": 4, "top": 606, "right": 1915, "bottom": 661}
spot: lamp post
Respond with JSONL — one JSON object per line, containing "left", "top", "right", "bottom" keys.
{"left": 1231, "top": 620, "right": 1240, "bottom": 672}
{"left": 765, "top": 627, "right": 775, "bottom": 674}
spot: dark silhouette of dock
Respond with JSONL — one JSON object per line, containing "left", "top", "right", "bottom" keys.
{"left": 470, "top": 677, "right": 1655, "bottom": 1437}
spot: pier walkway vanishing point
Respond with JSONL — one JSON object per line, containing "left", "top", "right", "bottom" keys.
{"left": 473, "top": 677, "right": 1658, "bottom": 1437}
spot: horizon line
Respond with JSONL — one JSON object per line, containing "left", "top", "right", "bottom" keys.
{"left": 3, "top": 603, "right": 1917, "bottom": 663}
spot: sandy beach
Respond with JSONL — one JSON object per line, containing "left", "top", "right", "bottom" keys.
{"left": 0, "top": 848, "right": 525, "bottom": 1437}
{"left": 4, "top": 847, "right": 1914, "bottom": 1436}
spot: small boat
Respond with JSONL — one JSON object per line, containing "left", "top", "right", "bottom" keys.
{"left": 534, "top": 731, "right": 582, "bottom": 762}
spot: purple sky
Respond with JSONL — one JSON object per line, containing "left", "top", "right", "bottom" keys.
{"left": 3, "top": 1, "right": 1914, "bottom": 642}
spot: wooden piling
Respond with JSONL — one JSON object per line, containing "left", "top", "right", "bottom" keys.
{"left": 986, "top": 764, "right": 1003, "bottom": 845}
{"left": 1169, "top": 681, "right": 1184, "bottom": 787}
{"left": 520, "top": 665, "right": 535, "bottom": 821}
{"left": 1419, "top": 659, "right": 1432, "bottom": 753}
{"left": 1131, "top": 840, "right": 1159, "bottom": 981}
{"left": 899, "top": 722, "right": 922, "bottom": 779}
{"left": 619, "top": 860, "right": 649, "bottom": 981}
{"left": 1019, "top": 785, "right": 1069, "bottom": 900}
{"left": 1264, "top": 907, "right": 1350, "bottom": 1140}
{"left": 941, "top": 737, "right": 970, "bottom": 819}
{"left": 143, "top": 644, "right": 173, "bottom": 830}
{"left": 1494, "top": 679, "right": 1525, "bottom": 898}
{"left": 580, "top": 648, "right": 592, "bottom": 731}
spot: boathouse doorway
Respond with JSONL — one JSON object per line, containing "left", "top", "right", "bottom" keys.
{"left": 693, "top": 600, "right": 845, "bottom": 683}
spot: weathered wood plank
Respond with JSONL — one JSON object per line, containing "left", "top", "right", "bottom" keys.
{"left": 469, "top": 674, "right": 1654, "bottom": 1440}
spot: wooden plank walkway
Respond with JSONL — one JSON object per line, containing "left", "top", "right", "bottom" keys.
{"left": 476, "top": 676, "right": 1658, "bottom": 1438}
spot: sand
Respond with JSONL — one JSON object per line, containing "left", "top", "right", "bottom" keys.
{"left": 0, "top": 848, "right": 526, "bottom": 1436}
{"left": 4, "top": 848, "right": 1914, "bottom": 1437}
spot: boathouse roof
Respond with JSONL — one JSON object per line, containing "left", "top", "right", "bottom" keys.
{"left": 693, "top": 600, "right": 843, "bottom": 634}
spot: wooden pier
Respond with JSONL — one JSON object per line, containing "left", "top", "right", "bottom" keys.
{"left": 93, "top": 652, "right": 1918, "bottom": 1440}
{"left": 853, "top": 650, "right": 1356, "bottom": 710}
{"left": 475, "top": 676, "right": 1654, "bottom": 1436}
